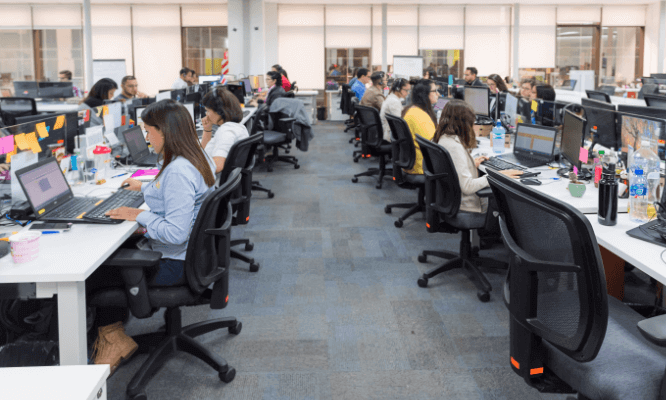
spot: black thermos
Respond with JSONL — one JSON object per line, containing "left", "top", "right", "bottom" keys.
{"left": 598, "top": 164, "right": 618, "bottom": 226}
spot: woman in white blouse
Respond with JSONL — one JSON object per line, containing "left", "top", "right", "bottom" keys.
{"left": 380, "top": 78, "right": 411, "bottom": 142}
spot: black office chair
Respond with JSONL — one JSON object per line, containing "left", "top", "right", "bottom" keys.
{"left": 644, "top": 94, "right": 666, "bottom": 109}
{"left": 0, "top": 97, "right": 38, "bottom": 126}
{"left": 283, "top": 91, "right": 295, "bottom": 98}
{"left": 351, "top": 105, "right": 393, "bottom": 189}
{"left": 217, "top": 135, "right": 263, "bottom": 272}
{"left": 89, "top": 169, "right": 243, "bottom": 400}
{"left": 384, "top": 114, "right": 425, "bottom": 228}
{"left": 341, "top": 84, "right": 359, "bottom": 135}
{"left": 598, "top": 85, "right": 617, "bottom": 98}
{"left": 261, "top": 110, "right": 301, "bottom": 172}
{"left": 639, "top": 83, "right": 660, "bottom": 100}
{"left": 246, "top": 106, "right": 275, "bottom": 197}
{"left": 486, "top": 168, "right": 666, "bottom": 400}
{"left": 586, "top": 90, "right": 611, "bottom": 104}
{"left": 415, "top": 135, "right": 506, "bottom": 302}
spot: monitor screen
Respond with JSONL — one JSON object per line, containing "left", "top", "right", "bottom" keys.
{"left": 514, "top": 124, "right": 557, "bottom": 157}
{"left": 171, "top": 89, "right": 186, "bottom": 102}
{"left": 17, "top": 159, "right": 71, "bottom": 211}
{"left": 433, "top": 97, "right": 450, "bottom": 111}
{"left": 581, "top": 98, "right": 616, "bottom": 111}
{"left": 645, "top": 95, "right": 666, "bottom": 110}
{"left": 581, "top": 104, "right": 619, "bottom": 149}
{"left": 504, "top": 92, "right": 518, "bottom": 126}
{"left": 199, "top": 75, "right": 221, "bottom": 85}
{"left": 561, "top": 110, "right": 586, "bottom": 170}
{"left": 241, "top": 78, "right": 252, "bottom": 94}
{"left": 106, "top": 101, "right": 123, "bottom": 129}
{"left": 226, "top": 84, "right": 245, "bottom": 105}
{"left": 38, "top": 82, "right": 74, "bottom": 98}
{"left": 538, "top": 101, "right": 556, "bottom": 127}
{"left": 184, "top": 102, "right": 195, "bottom": 124}
{"left": 463, "top": 86, "right": 489, "bottom": 116}
{"left": 13, "top": 81, "right": 39, "bottom": 98}
{"left": 619, "top": 113, "right": 665, "bottom": 158}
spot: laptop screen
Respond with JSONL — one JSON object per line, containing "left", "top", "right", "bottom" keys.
{"left": 434, "top": 97, "right": 450, "bottom": 111}
{"left": 123, "top": 126, "right": 150, "bottom": 161}
{"left": 464, "top": 86, "right": 489, "bottom": 116}
{"left": 17, "top": 159, "right": 72, "bottom": 212}
{"left": 514, "top": 124, "right": 557, "bottom": 158}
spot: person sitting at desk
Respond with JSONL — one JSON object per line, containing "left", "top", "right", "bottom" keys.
{"left": 82, "top": 78, "right": 118, "bottom": 108}
{"left": 402, "top": 79, "right": 438, "bottom": 175}
{"left": 264, "top": 71, "right": 286, "bottom": 107}
{"left": 520, "top": 77, "right": 536, "bottom": 99}
{"left": 201, "top": 86, "right": 250, "bottom": 173}
{"left": 115, "top": 75, "right": 148, "bottom": 101}
{"left": 486, "top": 74, "right": 508, "bottom": 94}
{"left": 172, "top": 68, "right": 193, "bottom": 90}
{"left": 380, "top": 78, "right": 410, "bottom": 142}
{"left": 360, "top": 71, "right": 386, "bottom": 111}
{"left": 433, "top": 99, "right": 522, "bottom": 214}
{"left": 351, "top": 68, "right": 371, "bottom": 101}
{"left": 59, "top": 70, "right": 82, "bottom": 97}
{"left": 90, "top": 100, "right": 216, "bottom": 374}
{"left": 272, "top": 64, "right": 292, "bottom": 92}
{"left": 464, "top": 67, "right": 483, "bottom": 87}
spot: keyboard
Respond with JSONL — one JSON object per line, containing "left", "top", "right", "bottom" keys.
{"left": 243, "top": 110, "right": 250, "bottom": 118}
{"left": 475, "top": 115, "right": 494, "bottom": 125}
{"left": 48, "top": 198, "right": 100, "bottom": 219}
{"left": 83, "top": 189, "right": 145, "bottom": 223}
{"left": 481, "top": 157, "right": 527, "bottom": 171}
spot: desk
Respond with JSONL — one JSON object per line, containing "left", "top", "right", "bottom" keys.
{"left": 0, "top": 365, "right": 110, "bottom": 399}
{"left": 294, "top": 91, "right": 318, "bottom": 125}
{"left": 36, "top": 102, "right": 81, "bottom": 113}
{"left": 0, "top": 175, "right": 140, "bottom": 365}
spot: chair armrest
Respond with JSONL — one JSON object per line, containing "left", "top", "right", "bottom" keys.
{"left": 638, "top": 315, "right": 666, "bottom": 347}
{"left": 476, "top": 187, "right": 493, "bottom": 198}
{"left": 102, "top": 248, "right": 162, "bottom": 268}
{"left": 279, "top": 117, "right": 296, "bottom": 124}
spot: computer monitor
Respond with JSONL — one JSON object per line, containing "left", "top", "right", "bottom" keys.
{"left": 38, "top": 82, "right": 74, "bottom": 99}
{"left": 617, "top": 104, "right": 666, "bottom": 122}
{"left": 226, "top": 84, "right": 245, "bottom": 105}
{"left": 185, "top": 92, "right": 202, "bottom": 120}
{"left": 517, "top": 98, "right": 532, "bottom": 122}
{"left": 651, "top": 74, "right": 666, "bottom": 80}
{"left": 106, "top": 101, "right": 123, "bottom": 130}
{"left": 64, "top": 111, "right": 79, "bottom": 154}
{"left": 433, "top": 97, "right": 450, "bottom": 111}
{"left": 619, "top": 113, "right": 665, "bottom": 158}
{"left": 3, "top": 114, "right": 67, "bottom": 159}
{"left": 171, "top": 89, "right": 186, "bottom": 102}
{"left": 560, "top": 80, "right": 577, "bottom": 91}
{"left": 504, "top": 93, "right": 518, "bottom": 126}
{"left": 256, "top": 75, "right": 265, "bottom": 89}
{"left": 14, "top": 114, "right": 53, "bottom": 125}
{"left": 13, "top": 82, "right": 39, "bottom": 98}
{"left": 581, "top": 98, "right": 616, "bottom": 112}
{"left": 463, "top": 86, "right": 489, "bottom": 117}
{"left": 586, "top": 90, "right": 611, "bottom": 104}
{"left": 581, "top": 104, "right": 619, "bottom": 150}
{"left": 538, "top": 100, "right": 556, "bottom": 127}
{"left": 199, "top": 75, "right": 222, "bottom": 85}
{"left": 184, "top": 102, "right": 195, "bottom": 124}
{"left": 513, "top": 123, "right": 558, "bottom": 158}
{"left": 639, "top": 84, "right": 659, "bottom": 99}
{"left": 560, "top": 110, "right": 586, "bottom": 172}
{"left": 241, "top": 79, "right": 252, "bottom": 95}
{"left": 644, "top": 94, "right": 666, "bottom": 110}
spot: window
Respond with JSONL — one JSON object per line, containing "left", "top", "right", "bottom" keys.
{"left": 182, "top": 27, "right": 228, "bottom": 76}
{"left": 0, "top": 30, "right": 34, "bottom": 96}
{"left": 34, "top": 29, "right": 83, "bottom": 89}
{"left": 326, "top": 48, "right": 371, "bottom": 86}
{"left": 600, "top": 27, "right": 643, "bottom": 87}
{"left": 419, "top": 50, "right": 464, "bottom": 80}
{"left": 555, "top": 26, "right": 599, "bottom": 86}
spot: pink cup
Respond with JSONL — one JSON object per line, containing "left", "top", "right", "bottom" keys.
{"left": 9, "top": 231, "right": 41, "bottom": 263}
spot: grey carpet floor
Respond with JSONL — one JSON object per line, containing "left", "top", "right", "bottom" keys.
{"left": 107, "top": 121, "right": 571, "bottom": 400}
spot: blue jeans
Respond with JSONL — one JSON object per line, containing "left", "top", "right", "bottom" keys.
{"left": 148, "top": 259, "right": 186, "bottom": 287}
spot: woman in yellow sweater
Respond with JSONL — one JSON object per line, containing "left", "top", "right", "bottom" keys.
{"left": 402, "top": 79, "right": 439, "bottom": 174}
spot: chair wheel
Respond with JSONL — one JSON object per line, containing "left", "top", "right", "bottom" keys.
{"left": 418, "top": 254, "right": 427, "bottom": 263}
{"left": 294, "top": 164, "right": 300, "bottom": 169}
{"left": 384, "top": 206, "right": 391, "bottom": 214}
{"left": 375, "top": 183, "right": 382, "bottom": 189}
{"left": 219, "top": 367, "right": 236, "bottom": 383}
{"left": 229, "top": 322, "right": 242, "bottom": 335}
{"left": 128, "top": 393, "right": 147, "bottom": 400}
{"left": 353, "top": 158, "right": 359, "bottom": 163}
{"left": 417, "top": 277, "right": 428, "bottom": 288}
{"left": 250, "top": 262, "right": 260, "bottom": 272}
{"left": 244, "top": 243, "right": 254, "bottom": 251}
{"left": 267, "top": 191, "right": 275, "bottom": 199}
{"left": 394, "top": 220, "right": 403, "bottom": 228}
{"left": 351, "top": 177, "right": 358, "bottom": 183}
{"left": 285, "top": 150, "right": 290, "bottom": 154}
{"left": 294, "top": 158, "right": 298, "bottom": 162}
{"left": 477, "top": 291, "right": 490, "bottom": 302}
{"left": 267, "top": 167, "right": 273, "bottom": 172}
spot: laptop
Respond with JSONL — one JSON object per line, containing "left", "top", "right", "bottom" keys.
{"left": 434, "top": 97, "right": 451, "bottom": 111}
{"left": 122, "top": 126, "right": 159, "bottom": 166}
{"left": 627, "top": 188, "right": 666, "bottom": 248}
{"left": 14, "top": 158, "right": 144, "bottom": 224}
{"left": 485, "top": 123, "right": 558, "bottom": 169}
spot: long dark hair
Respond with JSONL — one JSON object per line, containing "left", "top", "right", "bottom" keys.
{"left": 84, "top": 78, "right": 117, "bottom": 107}
{"left": 272, "top": 64, "right": 288, "bottom": 80}
{"left": 487, "top": 74, "right": 508, "bottom": 93}
{"left": 390, "top": 78, "right": 409, "bottom": 95}
{"left": 433, "top": 99, "right": 476, "bottom": 149}
{"left": 266, "top": 71, "right": 282, "bottom": 87}
{"left": 201, "top": 86, "right": 243, "bottom": 123}
{"left": 403, "top": 79, "right": 436, "bottom": 126}
{"left": 141, "top": 100, "right": 215, "bottom": 187}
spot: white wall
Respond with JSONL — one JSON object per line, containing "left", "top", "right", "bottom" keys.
{"left": 91, "top": 5, "right": 133, "bottom": 79}
{"left": 465, "top": 6, "right": 511, "bottom": 78}
{"left": 278, "top": 4, "right": 324, "bottom": 89}
{"left": 645, "top": 2, "right": 661, "bottom": 76}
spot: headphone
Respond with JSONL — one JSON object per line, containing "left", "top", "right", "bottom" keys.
{"left": 211, "top": 86, "right": 226, "bottom": 121}
{"left": 391, "top": 78, "right": 407, "bottom": 93}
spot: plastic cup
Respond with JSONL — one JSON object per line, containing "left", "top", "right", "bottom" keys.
{"left": 9, "top": 231, "right": 41, "bottom": 264}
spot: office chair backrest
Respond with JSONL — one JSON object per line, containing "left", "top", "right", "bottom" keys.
{"left": 586, "top": 90, "right": 611, "bottom": 104}
{"left": 385, "top": 114, "right": 416, "bottom": 178}
{"left": 283, "top": 91, "right": 295, "bottom": 98}
{"left": 598, "top": 85, "right": 616, "bottom": 97}
{"left": 639, "top": 83, "right": 659, "bottom": 100}
{"left": 0, "top": 97, "right": 37, "bottom": 126}
{"left": 218, "top": 134, "right": 262, "bottom": 185}
{"left": 644, "top": 94, "right": 666, "bottom": 109}
{"left": 185, "top": 168, "right": 241, "bottom": 296}
{"left": 249, "top": 104, "right": 270, "bottom": 136}
{"left": 416, "top": 135, "right": 461, "bottom": 219}
{"left": 354, "top": 105, "right": 384, "bottom": 148}
{"left": 340, "top": 84, "right": 350, "bottom": 112}
{"left": 486, "top": 169, "right": 608, "bottom": 368}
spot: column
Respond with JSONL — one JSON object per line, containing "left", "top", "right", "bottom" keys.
{"left": 82, "top": 0, "right": 93, "bottom": 91}
{"left": 513, "top": 3, "right": 520, "bottom": 82}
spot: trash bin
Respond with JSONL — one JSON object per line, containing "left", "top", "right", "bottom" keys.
{"left": 317, "top": 106, "right": 327, "bottom": 121}
{"left": 0, "top": 341, "right": 59, "bottom": 367}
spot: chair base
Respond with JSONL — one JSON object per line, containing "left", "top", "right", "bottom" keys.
{"left": 385, "top": 186, "right": 425, "bottom": 228}
{"left": 231, "top": 239, "right": 259, "bottom": 272}
{"left": 251, "top": 181, "right": 274, "bottom": 199}
{"left": 264, "top": 147, "right": 299, "bottom": 172}
{"left": 125, "top": 307, "right": 240, "bottom": 400}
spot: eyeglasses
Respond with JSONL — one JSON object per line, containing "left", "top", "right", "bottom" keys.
{"left": 430, "top": 90, "right": 439, "bottom": 93}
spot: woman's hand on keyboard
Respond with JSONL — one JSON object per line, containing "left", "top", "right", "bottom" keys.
{"left": 106, "top": 207, "right": 144, "bottom": 221}
{"left": 499, "top": 169, "right": 524, "bottom": 179}
{"left": 121, "top": 178, "right": 143, "bottom": 192}
{"left": 474, "top": 156, "right": 489, "bottom": 168}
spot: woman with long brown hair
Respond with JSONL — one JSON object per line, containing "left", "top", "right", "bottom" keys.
{"left": 433, "top": 100, "right": 521, "bottom": 213}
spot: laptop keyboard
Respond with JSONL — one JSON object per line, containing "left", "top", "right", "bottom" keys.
{"left": 84, "top": 189, "right": 145, "bottom": 223}
{"left": 481, "top": 157, "right": 527, "bottom": 171}
{"left": 49, "top": 197, "right": 100, "bottom": 219}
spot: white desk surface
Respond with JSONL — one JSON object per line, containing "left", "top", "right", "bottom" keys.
{"left": 295, "top": 90, "right": 318, "bottom": 96}
{"left": 36, "top": 102, "right": 81, "bottom": 113}
{"left": 0, "top": 365, "right": 109, "bottom": 400}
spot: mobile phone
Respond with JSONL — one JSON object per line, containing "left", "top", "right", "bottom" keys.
{"left": 29, "top": 223, "right": 72, "bottom": 231}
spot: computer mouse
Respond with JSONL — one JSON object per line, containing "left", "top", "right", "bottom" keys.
{"left": 520, "top": 178, "right": 542, "bottom": 186}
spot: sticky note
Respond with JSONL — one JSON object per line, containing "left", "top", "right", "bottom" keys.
{"left": 5, "top": 145, "right": 17, "bottom": 163}
{"left": 103, "top": 105, "right": 109, "bottom": 116}
{"left": 84, "top": 109, "right": 90, "bottom": 122}
{"left": 573, "top": 166, "right": 579, "bottom": 175}
{"left": 14, "top": 133, "right": 29, "bottom": 151}
{"left": 26, "top": 132, "right": 42, "bottom": 154}
{"left": 131, "top": 169, "right": 160, "bottom": 178}
{"left": 531, "top": 100, "right": 538, "bottom": 113}
{"left": 0, "top": 136, "right": 14, "bottom": 155}
{"left": 579, "top": 147, "right": 588, "bottom": 163}
{"left": 54, "top": 115, "right": 65, "bottom": 130}
{"left": 36, "top": 122, "right": 49, "bottom": 138}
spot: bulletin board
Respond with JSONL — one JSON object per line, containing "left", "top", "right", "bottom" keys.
{"left": 392, "top": 56, "right": 424, "bottom": 79}
{"left": 93, "top": 59, "right": 127, "bottom": 89}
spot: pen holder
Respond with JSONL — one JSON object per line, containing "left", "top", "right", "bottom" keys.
{"left": 9, "top": 231, "right": 41, "bottom": 263}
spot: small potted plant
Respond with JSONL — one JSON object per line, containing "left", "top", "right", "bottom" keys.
{"left": 567, "top": 171, "right": 586, "bottom": 197}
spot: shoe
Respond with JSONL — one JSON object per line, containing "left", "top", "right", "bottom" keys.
{"left": 92, "top": 321, "right": 138, "bottom": 376}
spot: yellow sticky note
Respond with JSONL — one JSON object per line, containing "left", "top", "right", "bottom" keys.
{"left": 54, "top": 115, "right": 65, "bottom": 130}
{"left": 36, "top": 122, "right": 49, "bottom": 138}
{"left": 14, "top": 133, "right": 29, "bottom": 151}
{"left": 6, "top": 145, "right": 17, "bottom": 163}
{"left": 103, "top": 105, "right": 109, "bottom": 116}
{"left": 531, "top": 100, "right": 538, "bottom": 113}
{"left": 26, "top": 132, "right": 42, "bottom": 154}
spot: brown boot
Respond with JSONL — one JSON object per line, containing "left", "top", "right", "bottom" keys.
{"left": 92, "top": 321, "right": 138, "bottom": 376}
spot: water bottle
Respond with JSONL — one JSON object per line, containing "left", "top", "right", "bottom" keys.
{"left": 492, "top": 121, "right": 505, "bottom": 154}
{"left": 593, "top": 154, "right": 602, "bottom": 188}
{"left": 629, "top": 169, "right": 648, "bottom": 222}
{"left": 598, "top": 163, "right": 618, "bottom": 226}
{"left": 628, "top": 139, "right": 659, "bottom": 222}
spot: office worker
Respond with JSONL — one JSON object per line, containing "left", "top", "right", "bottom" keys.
{"left": 486, "top": 74, "right": 508, "bottom": 94}
{"left": 82, "top": 78, "right": 117, "bottom": 108}
{"left": 434, "top": 100, "right": 522, "bottom": 213}
{"left": 271, "top": 64, "right": 292, "bottom": 92}
{"left": 530, "top": 81, "right": 544, "bottom": 101}
{"left": 351, "top": 68, "right": 371, "bottom": 101}
{"left": 360, "top": 71, "right": 386, "bottom": 112}
{"left": 464, "top": 67, "right": 483, "bottom": 87}
{"left": 172, "top": 68, "right": 193, "bottom": 90}
{"left": 402, "top": 79, "right": 438, "bottom": 175}
{"left": 115, "top": 75, "right": 148, "bottom": 101}
{"left": 59, "top": 70, "right": 82, "bottom": 97}
{"left": 380, "top": 78, "right": 410, "bottom": 142}
{"left": 349, "top": 68, "right": 359, "bottom": 88}
{"left": 520, "top": 77, "right": 536, "bottom": 99}
{"left": 264, "top": 71, "right": 286, "bottom": 107}
{"left": 200, "top": 87, "right": 250, "bottom": 173}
